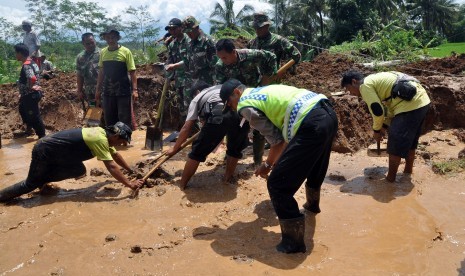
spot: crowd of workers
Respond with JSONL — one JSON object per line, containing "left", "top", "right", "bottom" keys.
{"left": 0, "top": 13, "right": 431, "bottom": 254}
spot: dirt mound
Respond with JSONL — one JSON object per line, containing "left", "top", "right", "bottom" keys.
{"left": 1, "top": 52, "right": 464, "bottom": 153}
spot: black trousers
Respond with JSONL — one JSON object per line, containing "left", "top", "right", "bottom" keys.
{"left": 267, "top": 101, "right": 338, "bottom": 219}
{"left": 18, "top": 92, "right": 46, "bottom": 137}
{"left": 189, "top": 110, "right": 250, "bottom": 162}
{"left": 23, "top": 138, "right": 87, "bottom": 191}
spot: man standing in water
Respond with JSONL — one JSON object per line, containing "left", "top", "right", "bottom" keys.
{"left": 221, "top": 79, "right": 338, "bottom": 253}
{"left": 341, "top": 70, "right": 430, "bottom": 182}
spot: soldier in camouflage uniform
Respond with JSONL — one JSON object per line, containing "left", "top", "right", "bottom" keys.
{"left": 246, "top": 13, "right": 302, "bottom": 166}
{"left": 167, "top": 16, "right": 217, "bottom": 107}
{"left": 215, "top": 39, "right": 277, "bottom": 87}
{"left": 215, "top": 39, "right": 278, "bottom": 166}
{"left": 76, "top": 33, "right": 100, "bottom": 106}
{"left": 165, "top": 18, "right": 190, "bottom": 118}
{"left": 248, "top": 12, "right": 301, "bottom": 78}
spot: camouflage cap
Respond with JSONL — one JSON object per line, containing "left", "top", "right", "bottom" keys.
{"left": 183, "top": 16, "right": 200, "bottom": 33}
{"left": 252, "top": 12, "right": 271, "bottom": 29}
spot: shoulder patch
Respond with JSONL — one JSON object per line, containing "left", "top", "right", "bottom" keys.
{"left": 370, "top": 103, "right": 384, "bottom": 116}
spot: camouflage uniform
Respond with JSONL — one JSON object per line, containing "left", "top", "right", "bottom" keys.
{"left": 249, "top": 12, "right": 301, "bottom": 66}
{"left": 247, "top": 13, "right": 302, "bottom": 165}
{"left": 167, "top": 33, "right": 190, "bottom": 114}
{"left": 215, "top": 49, "right": 277, "bottom": 87}
{"left": 248, "top": 33, "right": 301, "bottom": 66}
{"left": 181, "top": 16, "right": 218, "bottom": 99}
{"left": 76, "top": 47, "right": 101, "bottom": 105}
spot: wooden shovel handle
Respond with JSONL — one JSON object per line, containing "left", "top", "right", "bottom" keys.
{"left": 131, "top": 132, "right": 200, "bottom": 198}
{"left": 260, "top": 59, "right": 296, "bottom": 86}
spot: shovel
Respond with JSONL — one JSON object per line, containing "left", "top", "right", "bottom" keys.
{"left": 83, "top": 106, "right": 103, "bottom": 127}
{"left": 260, "top": 59, "right": 296, "bottom": 86}
{"left": 145, "top": 63, "right": 170, "bottom": 151}
{"left": 367, "top": 141, "right": 388, "bottom": 157}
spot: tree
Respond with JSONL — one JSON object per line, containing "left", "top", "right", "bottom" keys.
{"left": 126, "top": 5, "right": 159, "bottom": 52}
{"left": 209, "top": 0, "right": 255, "bottom": 33}
{"left": 407, "top": 0, "right": 459, "bottom": 35}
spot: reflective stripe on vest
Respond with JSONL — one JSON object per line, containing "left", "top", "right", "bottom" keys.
{"left": 238, "top": 85, "right": 327, "bottom": 142}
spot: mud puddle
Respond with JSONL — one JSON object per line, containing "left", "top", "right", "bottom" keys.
{"left": 0, "top": 130, "right": 465, "bottom": 275}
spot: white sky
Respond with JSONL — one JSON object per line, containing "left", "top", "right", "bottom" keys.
{"left": 0, "top": 0, "right": 271, "bottom": 34}
{"left": 1, "top": 0, "right": 464, "bottom": 36}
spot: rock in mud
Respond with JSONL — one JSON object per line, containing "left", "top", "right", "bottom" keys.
{"left": 105, "top": 234, "right": 117, "bottom": 242}
{"left": 328, "top": 173, "right": 346, "bottom": 182}
{"left": 90, "top": 168, "right": 105, "bottom": 176}
{"left": 231, "top": 254, "right": 254, "bottom": 264}
{"left": 145, "top": 178, "right": 156, "bottom": 187}
{"left": 458, "top": 148, "right": 465, "bottom": 159}
{"left": 156, "top": 187, "right": 166, "bottom": 196}
{"left": 130, "top": 245, "right": 142, "bottom": 253}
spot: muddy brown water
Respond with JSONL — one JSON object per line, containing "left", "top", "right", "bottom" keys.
{"left": 1, "top": 130, "right": 465, "bottom": 275}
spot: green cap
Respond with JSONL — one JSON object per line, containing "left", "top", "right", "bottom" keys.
{"left": 252, "top": 12, "right": 272, "bottom": 29}
{"left": 183, "top": 16, "right": 200, "bottom": 33}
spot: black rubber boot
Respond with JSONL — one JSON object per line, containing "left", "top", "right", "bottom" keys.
{"left": 276, "top": 215, "right": 306, "bottom": 253}
{"left": 303, "top": 187, "right": 321, "bottom": 213}
{"left": 0, "top": 181, "right": 35, "bottom": 202}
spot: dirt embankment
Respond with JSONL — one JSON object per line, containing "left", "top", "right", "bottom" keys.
{"left": 1, "top": 52, "right": 464, "bottom": 153}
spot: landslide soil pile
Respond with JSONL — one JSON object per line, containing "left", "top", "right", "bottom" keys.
{"left": 1, "top": 52, "right": 464, "bottom": 153}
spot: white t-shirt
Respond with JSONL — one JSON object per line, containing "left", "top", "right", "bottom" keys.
{"left": 23, "top": 31, "right": 41, "bottom": 57}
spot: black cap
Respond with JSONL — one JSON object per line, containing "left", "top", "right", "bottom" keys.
{"left": 106, "top": 122, "right": 132, "bottom": 143}
{"left": 220, "top": 79, "right": 243, "bottom": 113}
{"left": 165, "top": 18, "right": 182, "bottom": 30}
{"left": 100, "top": 26, "right": 120, "bottom": 37}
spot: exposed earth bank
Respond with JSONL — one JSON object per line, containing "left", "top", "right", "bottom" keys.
{"left": 1, "top": 52, "right": 464, "bottom": 153}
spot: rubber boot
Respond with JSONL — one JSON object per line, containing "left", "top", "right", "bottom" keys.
{"left": 276, "top": 215, "right": 306, "bottom": 253}
{"left": 0, "top": 181, "right": 35, "bottom": 202}
{"left": 303, "top": 187, "right": 321, "bottom": 213}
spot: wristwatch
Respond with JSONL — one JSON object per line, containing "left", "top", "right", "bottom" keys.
{"left": 263, "top": 162, "right": 272, "bottom": 169}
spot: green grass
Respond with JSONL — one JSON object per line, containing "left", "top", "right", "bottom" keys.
{"left": 428, "top": 42, "right": 465, "bottom": 58}
{"left": 0, "top": 59, "right": 21, "bottom": 84}
{"left": 432, "top": 158, "right": 465, "bottom": 175}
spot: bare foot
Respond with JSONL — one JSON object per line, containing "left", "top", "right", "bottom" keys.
{"left": 179, "top": 181, "right": 188, "bottom": 191}
{"left": 385, "top": 174, "right": 396, "bottom": 182}
{"left": 39, "top": 184, "right": 60, "bottom": 196}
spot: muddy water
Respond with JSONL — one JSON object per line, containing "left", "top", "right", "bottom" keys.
{"left": 1, "top": 130, "right": 464, "bottom": 275}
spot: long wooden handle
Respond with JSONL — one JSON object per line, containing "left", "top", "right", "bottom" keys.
{"left": 131, "top": 132, "right": 200, "bottom": 198}
{"left": 277, "top": 59, "right": 296, "bottom": 76}
{"left": 142, "top": 132, "right": 199, "bottom": 180}
{"left": 153, "top": 78, "right": 170, "bottom": 127}
{"left": 261, "top": 59, "right": 296, "bottom": 86}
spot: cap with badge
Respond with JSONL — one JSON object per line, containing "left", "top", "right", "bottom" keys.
{"left": 183, "top": 16, "right": 200, "bottom": 33}
{"left": 252, "top": 12, "right": 272, "bottom": 29}
{"left": 165, "top": 18, "right": 182, "bottom": 30}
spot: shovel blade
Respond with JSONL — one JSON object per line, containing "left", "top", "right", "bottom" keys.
{"left": 145, "top": 125, "right": 163, "bottom": 151}
{"left": 83, "top": 107, "right": 103, "bottom": 127}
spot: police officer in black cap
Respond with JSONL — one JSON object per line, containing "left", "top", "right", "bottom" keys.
{"left": 0, "top": 122, "right": 144, "bottom": 202}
